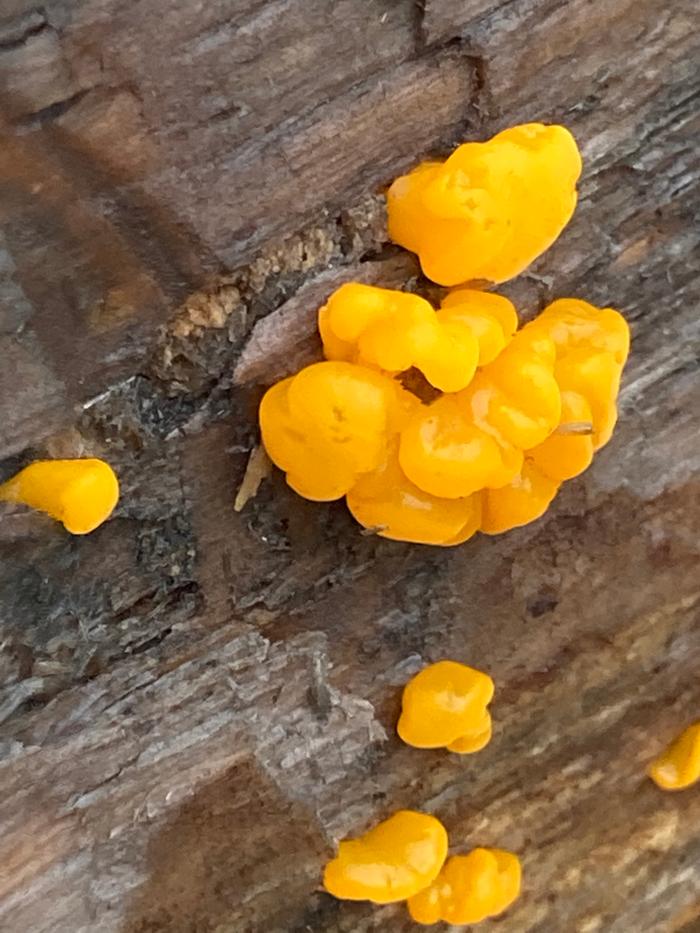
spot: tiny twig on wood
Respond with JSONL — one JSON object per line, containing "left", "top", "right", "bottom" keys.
{"left": 555, "top": 422, "right": 594, "bottom": 436}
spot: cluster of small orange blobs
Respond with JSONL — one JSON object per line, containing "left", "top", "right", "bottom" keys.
{"left": 323, "top": 808, "right": 521, "bottom": 926}
{"left": 260, "top": 285, "right": 629, "bottom": 545}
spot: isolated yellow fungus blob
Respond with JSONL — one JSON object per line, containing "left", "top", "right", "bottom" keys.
{"left": 407, "top": 848, "right": 522, "bottom": 925}
{"left": 387, "top": 123, "right": 582, "bottom": 286}
{"left": 398, "top": 660, "right": 494, "bottom": 753}
{"left": 0, "top": 459, "right": 119, "bottom": 534}
{"left": 323, "top": 810, "right": 448, "bottom": 903}
{"left": 648, "top": 723, "right": 700, "bottom": 791}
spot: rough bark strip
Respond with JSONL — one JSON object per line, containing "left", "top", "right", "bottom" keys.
{"left": 0, "top": 0, "right": 699, "bottom": 930}
{"left": 422, "top": 0, "right": 497, "bottom": 45}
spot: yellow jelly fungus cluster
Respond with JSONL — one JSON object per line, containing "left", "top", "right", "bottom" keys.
{"left": 260, "top": 286, "right": 629, "bottom": 544}
{"left": 319, "top": 283, "right": 517, "bottom": 392}
{"left": 322, "top": 810, "right": 521, "bottom": 925}
{"left": 648, "top": 723, "right": 700, "bottom": 791}
{"left": 0, "top": 458, "right": 119, "bottom": 535}
{"left": 387, "top": 123, "right": 582, "bottom": 286}
{"left": 407, "top": 848, "right": 522, "bottom": 926}
{"left": 323, "top": 667, "right": 520, "bottom": 923}
{"left": 397, "top": 661, "right": 494, "bottom": 754}
{"left": 323, "top": 810, "right": 448, "bottom": 903}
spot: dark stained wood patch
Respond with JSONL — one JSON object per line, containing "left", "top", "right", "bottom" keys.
{"left": 0, "top": 0, "right": 698, "bottom": 930}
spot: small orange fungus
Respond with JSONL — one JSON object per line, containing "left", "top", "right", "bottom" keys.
{"left": 398, "top": 661, "right": 494, "bottom": 753}
{"left": 259, "top": 361, "right": 413, "bottom": 501}
{"left": 323, "top": 810, "right": 448, "bottom": 903}
{"left": 387, "top": 123, "right": 582, "bottom": 286}
{"left": 407, "top": 848, "right": 522, "bottom": 925}
{"left": 0, "top": 458, "right": 119, "bottom": 535}
{"left": 648, "top": 722, "right": 700, "bottom": 791}
{"left": 319, "top": 282, "right": 480, "bottom": 393}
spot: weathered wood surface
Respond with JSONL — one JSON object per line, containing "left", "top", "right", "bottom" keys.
{"left": 0, "top": 0, "right": 699, "bottom": 930}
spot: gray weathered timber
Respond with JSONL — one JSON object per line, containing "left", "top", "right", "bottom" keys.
{"left": 0, "top": 0, "right": 699, "bottom": 931}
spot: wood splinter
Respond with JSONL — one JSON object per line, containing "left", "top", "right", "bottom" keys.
{"left": 555, "top": 421, "right": 594, "bottom": 436}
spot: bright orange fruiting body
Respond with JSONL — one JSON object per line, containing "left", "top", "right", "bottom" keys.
{"left": 0, "top": 459, "right": 119, "bottom": 534}
{"left": 260, "top": 282, "right": 628, "bottom": 544}
{"left": 398, "top": 321, "right": 561, "bottom": 500}
{"left": 648, "top": 723, "right": 700, "bottom": 791}
{"left": 259, "top": 361, "right": 413, "bottom": 501}
{"left": 398, "top": 393, "right": 523, "bottom": 500}
{"left": 528, "top": 390, "right": 594, "bottom": 482}
{"left": 347, "top": 438, "right": 482, "bottom": 546}
{"left": 323, "top": 810, "right": 448, "bottom": 903}
{"left": 407, "top": 848, "right": 522, "bottom": 925}
{"left": 438, "top": 289, "right": 519, "bottom": 366}
{"left": 528, "top": 298, "right": 630, "bottom": 450}
{"left": 398, "top": 661, "right": 494, "bottom": 753}
{"left": 480, "top": 461, "right": 560, "bottom": 535}
{"left": 319, "top": 282, "right": 480, "bottom": 393}
{"left": 387, "top": 123, "right": 582, "bottom": 286}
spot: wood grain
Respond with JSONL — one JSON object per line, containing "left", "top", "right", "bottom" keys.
{"left": 0, "top": 0, "right": 698, "bottom": 930}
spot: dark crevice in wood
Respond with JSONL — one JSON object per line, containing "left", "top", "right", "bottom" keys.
{"left": 0, "top": 15, "right": 48, "bottom": 53}
{"left": 12, "top": 88, "right": 91, "bottom": 129}
{"left": 412, "top": 0, "right": 428, "bottom": 53}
